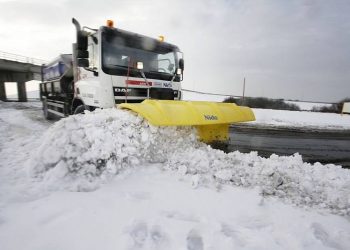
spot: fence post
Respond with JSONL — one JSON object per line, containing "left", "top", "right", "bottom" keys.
{"left": 342, "top": 102, "right": 350, "bottom": 115}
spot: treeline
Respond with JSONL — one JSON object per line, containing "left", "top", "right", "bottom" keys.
{"left": 311, "top": 98, "right": 350, "bottom": 113}
{"left": 223, "top": 97, "right": 300, "bottom": 111}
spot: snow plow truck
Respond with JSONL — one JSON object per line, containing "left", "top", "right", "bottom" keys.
{"left": 40, "top": 18, "right": 255, "bottom": 144}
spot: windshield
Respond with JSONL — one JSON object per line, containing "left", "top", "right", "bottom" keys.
{"left": 102, "top": 29, "right": 181, "bottom": 82}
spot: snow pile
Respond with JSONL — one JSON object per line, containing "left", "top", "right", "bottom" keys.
{"left": 29, "top": 109, "right": 200, "bottom": 191}
{"left": 29, "top": 109, "right": 350, "bottom": 215}
{"left": 166, "top": 150, "right": 350, "bottom": 216}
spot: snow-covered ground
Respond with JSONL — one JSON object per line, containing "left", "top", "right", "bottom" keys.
{"left": 251, "top": 108, "right": 350, "bottom": 130}
{"left": 6, "top": 90, "right": 40, "bottom": 100}
{"left": 0, "top": 101, "right": 350, "bottom": 250}
{"left": 182, "top": 92, "right": 350, "bottom": 130}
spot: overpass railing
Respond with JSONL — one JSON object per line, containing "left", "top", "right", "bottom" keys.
{"left": 0, "top": 50, "right": 47, "bottom": 66}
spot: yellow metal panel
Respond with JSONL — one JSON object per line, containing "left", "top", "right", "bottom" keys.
{"left": 118, "top": 100, "right": 255, "bottom": 126}
{"left": 195, "top": 124, "right": 229, "bottom": 143}
{"left": 118, "top": 100, "right": 255, "bottom": 143}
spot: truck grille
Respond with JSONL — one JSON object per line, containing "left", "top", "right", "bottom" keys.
{"left": 114, "top": 87, "right": 180, "bottom": 104}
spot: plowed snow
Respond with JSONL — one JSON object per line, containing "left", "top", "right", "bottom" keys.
{"left": 29, "top": 109, "right": 350, "bottom": 216}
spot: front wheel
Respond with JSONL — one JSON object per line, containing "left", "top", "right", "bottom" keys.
{"left": 74, "top": 105, "right": 89, "bottom": 115}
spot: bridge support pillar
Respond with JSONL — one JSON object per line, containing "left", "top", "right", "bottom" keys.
{"left": 0, "top": 81, "right": 6, "bottom": 101}
{"left": 17, "top": 82, "right": 27, "bottom": 102}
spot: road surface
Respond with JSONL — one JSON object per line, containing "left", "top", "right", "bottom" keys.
{"left": 228, "top": 125, "right": 350, "bottom": 168}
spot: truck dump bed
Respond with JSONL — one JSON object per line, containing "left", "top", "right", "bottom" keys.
{"left": 42, "top": 54, "right": 73, "bottom": 81}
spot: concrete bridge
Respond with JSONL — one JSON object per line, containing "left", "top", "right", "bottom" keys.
{"left": 0, "top": 51, "right": 47, "bottom": 102}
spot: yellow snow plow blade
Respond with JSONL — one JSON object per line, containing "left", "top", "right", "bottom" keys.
{"left": 118, "top": 100, "right": 255, "bottom": 143}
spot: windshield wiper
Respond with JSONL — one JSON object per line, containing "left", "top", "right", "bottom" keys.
{"left": 106, "top": 64, "right": 129, "bottom": 68}
{"left": 148, "top": 70, "right": 172, "bottom": 75}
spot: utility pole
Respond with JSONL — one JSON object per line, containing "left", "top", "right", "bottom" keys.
{"left": 242, "top": 77, "right": 246, "bottom": 105}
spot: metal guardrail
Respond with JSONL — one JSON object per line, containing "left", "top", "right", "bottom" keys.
{"left": 0, "top": 50, "right": 47, "bottom": 66}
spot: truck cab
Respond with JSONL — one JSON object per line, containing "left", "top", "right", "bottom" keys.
{"left": 40, "top": 19, "right": 184, "bottom": 118}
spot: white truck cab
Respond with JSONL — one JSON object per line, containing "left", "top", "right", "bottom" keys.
{"left": 40, "top": 18, "right": 184, "bottom": 118}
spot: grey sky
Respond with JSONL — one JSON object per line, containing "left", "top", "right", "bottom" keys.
{"left": 1, "top": 0, "right": 349, "bottom": 102}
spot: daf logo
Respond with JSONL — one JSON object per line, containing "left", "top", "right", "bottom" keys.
{"left": 115, "top": 88, "right": 131, "bottom": 93}
{"left": 204, "top": 115, "right": 218, "bottom": 120}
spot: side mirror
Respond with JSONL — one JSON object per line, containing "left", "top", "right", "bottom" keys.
{"left": 78, "top": 58, "right": 89, "bottom": 67}
{"left": 77, "top": 30, "right": 88, "bottom": 51}
{"left": 179, "top": 58, "right": 184, "bottom": 71}
{"left": 77, "top": 50, "right": 89, "bottom": 59}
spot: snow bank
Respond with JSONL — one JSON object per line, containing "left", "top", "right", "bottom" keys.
{"left": 166, "top": 151, "right": 350, "bottom": 216}
{"left": 29, "top": 109, "right": 350, "bottom": 215}
{"left": 29, "top": 109, "right": 200, "bottom": 191}
{"left": 252, "top": 108, "right": 350, "bottom": 130}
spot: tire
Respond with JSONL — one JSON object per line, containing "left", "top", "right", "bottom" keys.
{"left": 43, "top": 99, "right": 54, "bottom": 120}
{"left": 74, "top": 105, "right": 89, "bottom": 115}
